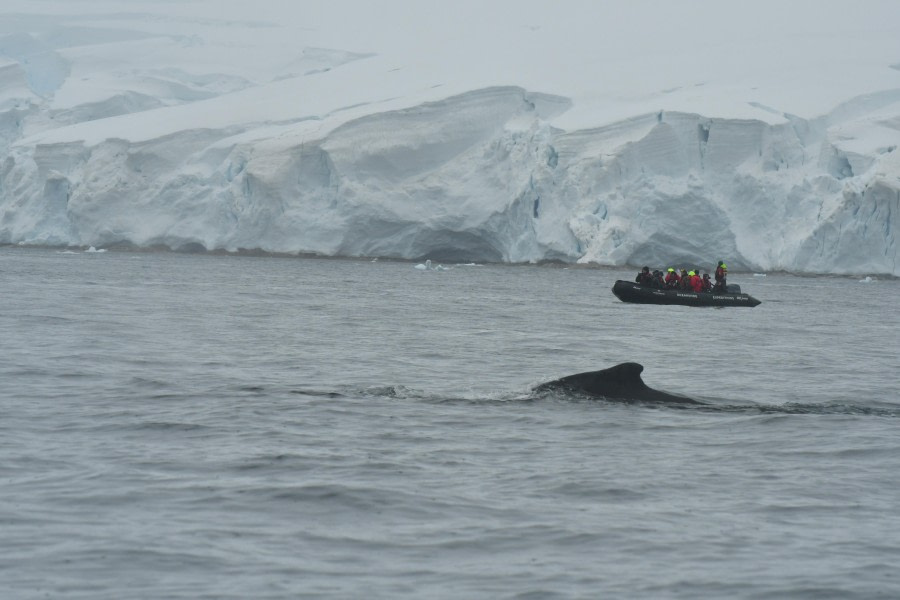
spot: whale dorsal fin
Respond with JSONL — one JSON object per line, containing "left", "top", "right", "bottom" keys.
{"left": 599, "top": 362, "right": 644, "bottom": 383}
{"left": 534, "top": 362, "right": 699, "bottom": 404}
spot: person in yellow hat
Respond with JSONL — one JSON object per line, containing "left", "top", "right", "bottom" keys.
{"left": 688, "top": 270, "right": 702, "bottom": 292}
{"left": 714, "top": 260, "right": 728, "bottom": 291}
{"left": 664, "top": 267, "right": 680, "bottom": 288}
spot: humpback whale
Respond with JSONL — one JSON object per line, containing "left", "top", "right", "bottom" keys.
{"left": 533, "top": 362, "right": 702, "bottom": 404}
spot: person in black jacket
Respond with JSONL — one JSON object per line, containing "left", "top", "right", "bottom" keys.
{"left": 635, "top": 266, "right": 654, "bottom": 286}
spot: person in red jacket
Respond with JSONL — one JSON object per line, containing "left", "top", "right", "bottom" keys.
{"left": 664, "top": 267, "right": 680, "bottom": 288}
{"left": 689, "top": 270, "right": 703, "bottom": 292}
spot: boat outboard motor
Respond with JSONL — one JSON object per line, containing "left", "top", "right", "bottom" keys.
{"left": 726, "top": 284, "right": 742, "bottom": 294}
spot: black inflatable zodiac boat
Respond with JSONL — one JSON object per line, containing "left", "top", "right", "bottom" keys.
{"left": 612, "top": 280, "right": 761, "bottom": 307}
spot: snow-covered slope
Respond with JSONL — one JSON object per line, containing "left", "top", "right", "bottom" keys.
{"left": 1, "top": 0, "right": 898, "bottom": 274}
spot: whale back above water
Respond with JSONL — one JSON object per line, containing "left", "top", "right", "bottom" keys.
{"left": 534, "top": 362, "right": 701, "bottom": 404}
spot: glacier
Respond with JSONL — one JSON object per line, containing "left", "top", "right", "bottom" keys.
{"left": 1, "top": 0, "right": 898, "bottom": 275}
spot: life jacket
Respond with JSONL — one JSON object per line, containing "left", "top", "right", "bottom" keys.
{"left": 690, "top": 274, "right": 703, "bottom": 292}
{"left": 715, "top": 266, "right": 726, "bottom": 282}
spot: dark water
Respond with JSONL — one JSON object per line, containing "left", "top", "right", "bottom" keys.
{"left": 2, "top": 247, "right": 899, "bottom": 599}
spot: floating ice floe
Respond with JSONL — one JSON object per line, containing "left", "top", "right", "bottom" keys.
{"left": 859, "top": 276, "right": 877, "bottom": 283}
{"left": 753, "top": 273, "right": 767, "bottom": 277}
{"left": 415, "top": 259, "right": 449, "bottom": 271}
{"left": 85, "top": 246, "right": 107, "bottom": 253}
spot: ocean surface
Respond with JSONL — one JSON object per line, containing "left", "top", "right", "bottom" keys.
{"left": 2, "top": 246, "right": 899, "bottom": 599}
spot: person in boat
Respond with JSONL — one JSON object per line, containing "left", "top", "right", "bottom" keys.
{"left": 664, "top": 267, "right": 680, "bottom": 288}
{"left": 635, "top": 266, "right": 654, "bottom": 286}
{"left": 688, "top": 270, "right": 703, "bottom": 292}
{"left": 701, "top": 272, "right": 712, "bottom": 292}
{"left": 679, "top": 268, "right": 690, "bottom": 290}
{"left": 714, "top": 261, "right": 727, "bottom": 291}
{"left": 652, "top": 270, "right": 666, "bottom": 288}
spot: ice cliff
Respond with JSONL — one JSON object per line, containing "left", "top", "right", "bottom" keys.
{"left": 1, "top": 0, "right": 898, "bottom": 275}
